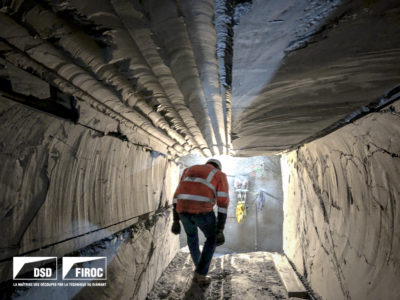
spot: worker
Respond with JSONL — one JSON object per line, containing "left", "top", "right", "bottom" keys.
{"left": 171, "top": 158, "right": 229, "bottom": 285}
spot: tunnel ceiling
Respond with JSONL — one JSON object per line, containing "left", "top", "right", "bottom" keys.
{"left": 0, "top": 0, "right": 399, "bottom": 158}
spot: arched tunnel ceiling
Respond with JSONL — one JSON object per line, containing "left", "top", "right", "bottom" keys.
{"left": 0, "top": 0, "right": 399, "bottom": 158}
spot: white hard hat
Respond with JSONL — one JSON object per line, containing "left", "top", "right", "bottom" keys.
{"left": 206, "top": 158, "right": 222, "bottom": 170}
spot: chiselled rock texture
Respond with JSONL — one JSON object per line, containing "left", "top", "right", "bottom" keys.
{"left": 0, "top": 0, "right": 400, "bottom": 298}
{"left": 281, "top": 100, "right": 400, "bottom": 300}
{"left": 74, "top": 212, "right": 179, "bottom": 300}
{"left": 232, "top": 0, "right": 400, "bottom": 155}
{"left": 0, "top": 0, "right": 239, "bottom": 157}
{"left": 6, "top": 211, "right": 179, "bottom": 300}
{"left": 1, "top": 0, "right": 398, "bottom": 157}
{"left": 0, "top": 97, "right": 180, "bottom": 283}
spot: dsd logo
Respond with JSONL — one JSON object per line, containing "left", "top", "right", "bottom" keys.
{"left": 13, "top": 257, "right": 57, "bottom": 280}
{"left": 62, "top": 257, "right": 107, "bottom": 280}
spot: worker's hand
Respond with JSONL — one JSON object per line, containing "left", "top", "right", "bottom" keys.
{"left": 171, "top": 221, "right": 181, "bottom": 235}
{"left": 216, "top": 230, "right": 225, "bottom": 246}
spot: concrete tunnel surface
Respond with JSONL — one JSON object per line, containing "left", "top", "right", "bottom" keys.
{"left": 0, "top": 0, "right": 399, "bottom": 299}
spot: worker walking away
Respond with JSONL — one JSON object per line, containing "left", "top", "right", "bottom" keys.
{"left": 171, "top": 159, "right": 229, "bottom": 285}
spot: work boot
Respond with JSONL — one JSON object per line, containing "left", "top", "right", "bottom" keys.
{"left": 192, "top": 272, "right": 211, "bottom": 285}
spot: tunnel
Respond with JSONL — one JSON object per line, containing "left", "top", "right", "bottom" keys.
{"left": 0, "top": 0, "right": 399, "bottom": 299}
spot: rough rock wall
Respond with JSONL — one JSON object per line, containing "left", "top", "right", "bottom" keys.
{"left": 281, "top": 100, "right": 400, "bottom": 299}
{"left": 75, "top": 212, "right": 179, "bottom": 300}
{"left": 6, "top": 211, "right": 178, "bottom": 300}
{"left": 0, "top": 96, "right": 180, "bottom": 296}
{"left": 232, "top": 0, "right": 400, "bottom": 155}
{"left": 1, "top": 0, "right": 236, "bottom": 157}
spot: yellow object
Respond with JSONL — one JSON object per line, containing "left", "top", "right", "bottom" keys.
{"left": 236, "top": 201, "right": 246, "bottom": 223}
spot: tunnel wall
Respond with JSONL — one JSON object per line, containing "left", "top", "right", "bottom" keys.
{"left": 9, "top": 211, "right": 178, "bottom": 300}
{"left": 0, "top": 96, "right": 180, "bottom": 298}
{"left": 281, "top": 100, "right": 400, "bottom": 300}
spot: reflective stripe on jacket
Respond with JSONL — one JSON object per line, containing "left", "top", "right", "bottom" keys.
{"left": 174, "top": 163, "right": 229, "bottom": 214}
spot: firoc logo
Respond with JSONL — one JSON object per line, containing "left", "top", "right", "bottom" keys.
{"left": 13, "top": 257, "right": 57, "bottom": 280}
{"left": 62, "top": 257, "right": 107, "bottom": 280}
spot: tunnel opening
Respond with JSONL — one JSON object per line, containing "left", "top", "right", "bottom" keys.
{"left": 177, "top": 154, "right": 284, "bottom": 255}
{"left": 0, "top": 0, "right": 399, "bottom": 299}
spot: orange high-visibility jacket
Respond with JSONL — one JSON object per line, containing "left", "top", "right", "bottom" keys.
{"left": 174, "top": 163, "right": 229, "bottom": 215}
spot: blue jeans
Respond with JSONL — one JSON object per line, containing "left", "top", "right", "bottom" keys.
{"left": 179, "top": 211, "right": 217, "bottom": 275}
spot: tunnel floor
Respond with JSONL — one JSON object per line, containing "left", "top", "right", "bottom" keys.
{"left": 147, "top": 250, "right": 295, "bottom": 300}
